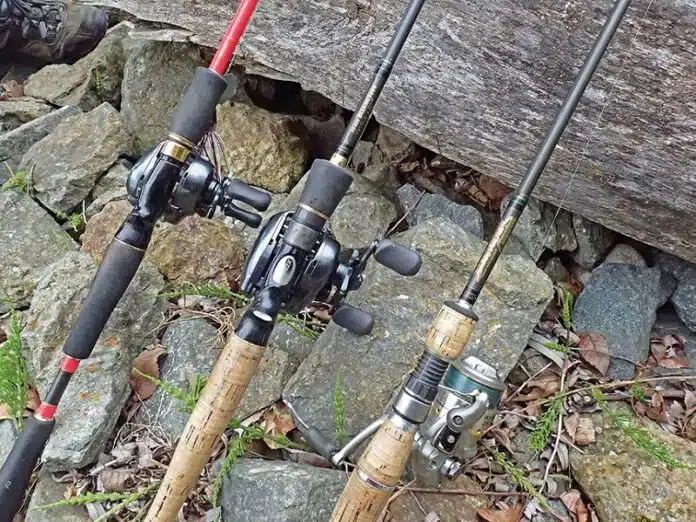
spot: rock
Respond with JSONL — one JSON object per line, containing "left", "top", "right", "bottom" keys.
{"left": 147, "top": 215, "right": 246, "bottom": 284}
{"left": 20, "top": 102, "right": 131, "bottom": 213}
{"left": 652, "top": 307, "right": 696, "bottom": 368}
{"left": 137, "top": 318, "right": 222, "bottom": 440}
{"left": 0, "top": 421, "right": 17, "bottom": 465}
{"left": 603, "top": 243, "right": 646, "bottom": 267}
{"left": 657, "top": 253, "right": 696, "bottom": 332}
{"left": 0, "top": 190, "right": 77, "bottom": 310}
{"left": 24, "top": 22, "right": 132, "bottom": 111}
{"left": 85, "top": 160, "right": 130, "bottom": 218}
{"left": 216, "top": 103, "right": 309, "bottom": 193}
{"left": 572, "top": 214, "right": 615, "bottom": 269}
{"left": 0, "top": 106, "right": 82, "bottom": 173}
{"left": 25, "top": 471, "right": 90, "bottom": 522}
{"left": 228, "top": 191, "right": 287, "bottom": 253}
{"left": 236, "top": 347, "right": 298, "bottom": 419}
{"left": 502, "top": 195, "right": 577, "bottom": 261}
{"left": 23, "top": 251, "right": 166, "bottom": 375}
{"left": 543, "top": 257, "right": 569, "bottom": 283}
{"left": 268, "top": 322, "right": 315, "bottom": 363}
{"left": 279, "top": 170, "right": 396, "bottom": 249}
{"left": 397, "top": 183, "right": 484, "bottom": 238}
{"left": 387, "top": 475, "right": 484, "bottom": 522}
{"left": 81, "top": 200, "right": 132, "bottom": 260}
{"left": 121, "top": 41, "right": 205, "bottom": 154}
{"left": 220, "top": 459, "right": 345, "bottom": 522}
{"left": 287, "top": 113, "right": 346, "bottom": 161}
{"left": 573, "top": 264, "right": 663, "bottom": 380}
{"left": 0, "top": 98, "right": 52, "bottom": 133}
{"left": 571, "top": 407, "right": 696, "bottom": 522}
{"left": 284, "top": 218, "right": 552, "bottom": 440}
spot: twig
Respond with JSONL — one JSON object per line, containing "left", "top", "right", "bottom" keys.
{"left": 386, "top": 189, "right": 426, "bottom": 237}
{"left": 405, "top": 488, "right": 529, "bottom": 497}
{"left": 377, "top": 480, "right": 416, "bottom": 522}
{"left": 505, "top": 362, "right": 554, "bottom": 402}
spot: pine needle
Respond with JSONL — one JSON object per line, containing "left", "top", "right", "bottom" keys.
{"left": 529, "top": 396, "right": 562, "bottom": 453}
{"left": 334, "top": 367, "right": 346, "bottom": 444}
{"left": 212, "top": 436, "right": 247, "bottom": 507}
{"left": 491, "top": 450, "right": 549, "bottom": 509}
{"left": 32, "top": 482, "right": 158, "bottom": 512}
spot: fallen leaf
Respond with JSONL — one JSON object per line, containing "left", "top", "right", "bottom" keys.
{"left": 561, "top": 490, "right": 589, "bottom": 522}
{"left": 685, "top": 390, "right": 696, "bottom": 417}
{"left": 262, "top": 408, "right": 295, "bottom": 449}
{"left": 564, "top": 413, "right": 580, "bottom": 442}
{"left": 129, "top": 346, "right": 167, "bottom": 400}
{"left": 575, "top": 417, "right": 596, "bottom": 446}
{"left": 684, "top": 416, "right": 696, "bottom": 441}
{"left": 477, "top": 503, "right": 524, "bottom": 522}
{"left": 510, "top": 375, "right": 560, "bottom": 402}
{"left": 100, "top": 469, "right": 131, "bottom": 493}
{"left": 423, "top": 512, "right": 440, "bottom": 522}
{"left": 26, "top": 387, "right": 41, "bottom": 411}
{"left": 658, "top": 356, "right": 690, "bottom": 369}
{"left": 578, "top": 333, "right": 610, "bottom": 375}
{"left": 650, "top": 340, "right": 667, "bottom": 363}
{"left": 646, "top": 390, "right": 668, "bottom": 423}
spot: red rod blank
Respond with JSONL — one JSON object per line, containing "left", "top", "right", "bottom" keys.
{"left": 209, "top": 0, "right": 261, "bottom": 76}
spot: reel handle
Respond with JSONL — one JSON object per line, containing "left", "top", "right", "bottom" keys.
{"left": 373, "top": 239, "right": 422, "bottom": 276}
{"left": 333, "top": 303, "right": 375, "bottom": 336}
{"left": 225, "top": 179, "right": 272, "bottom": 211}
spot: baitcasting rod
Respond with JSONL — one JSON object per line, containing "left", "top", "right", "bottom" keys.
{"left": 144, "top": 2, "right": 426, "bottom": 520}
{"left": 0, "top": 1, "right": 265, "bottom": 520}
{"left": 331, "top": 0, "right": 633, "bottom": 520}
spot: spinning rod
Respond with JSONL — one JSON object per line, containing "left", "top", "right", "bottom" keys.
{"left": 0, "top": 1, "right": 266, "bottom": 519}
{"left": 144, "top": 1, "right": 426, "bottom": 520}
{"left": 328, "top": 0, "right": 634, "bottom": 520}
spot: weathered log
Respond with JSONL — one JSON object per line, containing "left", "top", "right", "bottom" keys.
{"left": 95, "top": 0, "right": 696, "bottom": 261}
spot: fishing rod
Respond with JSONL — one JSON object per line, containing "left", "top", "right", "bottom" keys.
{"left": 0, "top": 1, "right": 269, "bottom": 518}
{"left": 287, "top": 1, "right": 634, "bottom": 520}
{"left": 144, "top": 1, "right": 426, "bottom": 520}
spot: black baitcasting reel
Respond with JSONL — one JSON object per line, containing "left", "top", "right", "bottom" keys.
{"left": 126, "top": 142, "right": 272, "bottom": 229}
{"left": 241, "top": 162, "right": 423, "bottom": 336}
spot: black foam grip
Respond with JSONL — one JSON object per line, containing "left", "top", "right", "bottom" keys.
{"left": 0, "top": 416, "right": 56, "bottom": 520}
{"left": 62, "top": 238, "right": 145, "bottom": 360}
{"left": 374, "top": 239, "right": 422, "bottom": 276}
{"left": 227, "top": 179, "right": 272, "bottom": 211}
{"left": 333, "top": 303, "right": 374, "bottom": 336}
{"left": 170, "top": 67, "right": 227, "bottom": 145}
{"left": 299, "top": 159, "right": 353, "bottom": 218}
{"left": 301, "top": 426, "right": 337, "bottom": 461}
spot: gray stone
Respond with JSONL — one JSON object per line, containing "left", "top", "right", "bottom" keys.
{"left": 502, "top": 195, "right": 577, "bottom": 261}
{"left": 572, "top": 214, "right": 615, "bottom": 269}
{"left": 658, "top": 253, "right": 696, "bottom": 332}
{"left": 0, "top": 98, "right": 52, "bottom": 133}
{"left": 91, "top": 0, "right": 696, "bottom": 263}
{"left": 571, "top": 407, "right": 696, "bottom": 522}
{"left": 603, "top": 243, "right": 646, "bottom": 267}
{"left": 236, "top": 347, "right": 298, "bottom": 419}
{"left": 20, "top": 102, "right": 131, "bottom": 213}
{"left": 137, "top": 318, "right": 222, "bottom": 440}
{"left": 652, "top": 307, "right": 696, "bottom": 368}
{"left": 543, "top": 257, "right": 569, "bottom": 283}
{"left": 289, "top": 113, "right": 346, "bottom": 162}
{"left": 24, "top": 22, "right": 132, "bottom": 111}
{"left": 574, "top": 264, "right": 663, "bottom": 380}
{"left": 85, "top": 160, "right": 130, "bottom": 218}
{"left": 25, "top": 471, "right": 90, "bottom": 522}
{"left": 0, "top": 190, "right": 77, "bottom": 310}
{"left": 0, "top": 106, "right": 82, "bottom": 173}
{"left": 279, "top": 170, "right": 396, "bottom": 249}
{"left": 121, "top": 40, "right": 205, "bottom": 155}
{"left": 268, "top": 322, "right": 315, "bottom": 363}
{"left": 216, "top": 103, "right": 309, "bottom": 193}
{"left": 220, "top": 459, "right": 346, "bottom": 522}
{"left": 397, "top": 183, "right": 483, "bottom": 238}
{"left": 284, "top": 218, "right": 552, "bottom": 441}
{"left": 0, "top": 421, "right": 17, "bottom": 466}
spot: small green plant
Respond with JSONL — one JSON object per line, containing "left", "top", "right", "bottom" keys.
{"left": 560, "top": 287, "right": 574, "bottom": 330}
{"left": 334, "top": 367, "right": 346, "bottom": 444}
{"left": 492, "top": 450, "right": 549, "bottom": 509}
{"left": 212, "top": 434, "right": 248, "bottom": 507}
{"left": 131, "top": 368, "right": 204, "bottom": 414}
{"left": 1, "top": 164, "right": 32, "bottom": 194}
{"left": 542, "top": 341, "right": 570, "bottom": 354}
{"left": 529, "top": 395, "right": 563, "bottom": 453}
{"left": 69, "top": 212, "right": 85, "bottom": 232}
{"left": 631, "top": 383, "right": 647, "bottom": 402}
{"left": 93, "top": 66, "right": 106, "bottom": 100}
{"left": 0, "top": 309, "right": 29, "bottom": 429}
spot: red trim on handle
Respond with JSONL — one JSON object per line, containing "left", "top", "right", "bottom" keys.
{"left": 209, "top": 0, "right": 261, "bottom": 76}
{"left": 36, "top": 402, "right": 58, "bottom": 421}
{"left": 60, "top": 356, "right": 80, "bottom": 374}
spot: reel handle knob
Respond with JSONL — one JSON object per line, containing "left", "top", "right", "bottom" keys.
{"left": 374, "top": 239, "right": 422, "bottom": 276}
{"left": 223, "top": 204, "right": 263, "bottom": 228}
{"left": 226, "top": 179, "right": 272, "bottom": 211}
{"left": 333, "top": 303, "right": 375, "bottom": 335}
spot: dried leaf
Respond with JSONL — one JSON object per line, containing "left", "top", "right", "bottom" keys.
{"left": 564, "top": 413, "right": 580, "bottom": 442}
{"left": 684, "top": 416, "right": 696, "bottom": 441}
{"left": 262, "top": 408, "right": 295, "bottom": 449}
{"left": 575, "top": 417, "right": 596, "bottom": 446}
{"left": 100, "top": 469, "right": 131, "bottom": 493}
{"left": 658, "top": 356, "right": 690, "bottom": 369}
{"left": 130, "top": 346, "right": 167, "bottom": 400}
{"left": 477, "top": 504, "right": 524, "bottom": 522}
{"left": 578, "top": 333, "right": 610, "bottom": 375}
{"left": 511, "top": 375, "right": 560, "bottom": 402}
{"left": 685, "top": 390, "right": 696, "bottom": 417}
{"left": 26, "top": 387, "right": 41, "bottom": 411}
{"left": 423, "top": 512, "right": 440, "bottom": 522}
{"left": 646, "top": 390, "right": 668, "bottom": 423}
{"left": 561, "top": 490, "right": 589, "bottom": 522}
{"left": 650, "top": 340, "right": 667, "bottom": 363}
{"left": 503, "top": 413, "right": 521, "bottom": 430}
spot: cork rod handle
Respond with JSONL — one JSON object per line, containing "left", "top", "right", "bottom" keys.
{"left": 145, "top": 333, "right": 265, "bottom": 522}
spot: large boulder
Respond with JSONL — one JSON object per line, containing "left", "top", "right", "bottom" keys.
{"left": 24, "top": 22, "right": 132, "bottom": 111}
{"left": 571, "top": 407, "right": 696, "bottom": 522}
{"left": 0, "top": 106, "right": 82, "bottom": 173}
{"left": 120, "top": 40, "right": 205, "bottom": 154}
{"left": 573, "top": 264, "right": 663, "bottom": 380}
{"left": 284, "top": 217, "right": 552, "bottom": 441}
{"left": 220, "top": 459, "right": 345, "bottom": 522}
{"left": 20, "top": 102, "right": 131, "bottom": 213}
{"left": 0, "top": 98, "right": 52, "bottom": 133}
{"left": 92, "top": 0, "right": 696, "bottom": 261}
{"left": 0, "top": 190, "right": 77, "bottom": 310}
{"left": 85, "top": 160, "right": 130, "bottom": 218}
{"left": 215, "top": 102, "right": 309, "bottom": 193}
{"left": 657, "top": 253, "right": 696, "bottom": 332}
